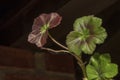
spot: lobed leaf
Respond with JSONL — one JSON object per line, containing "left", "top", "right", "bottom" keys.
{"left": 86, "top": 53, "right": 118, "bottom": 80}
{"left": 66, "top": 31, "right": 82, "bottom": 55}
{"left": 66, "top": 16, "right": 107, "bottom": 55}
{"left": 28, "top": 13, "right": 62, "bottom": 47}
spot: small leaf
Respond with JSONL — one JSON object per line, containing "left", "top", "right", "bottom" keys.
{"left": 28, "top": 13, "right": 62, "bottom": 47}
{"left": 86, "top": 65, "right": 99, "bottom": 80}
{"left": 99, "top": 53, "right": 111, "bottom": 63}
{"left": 90, "top": 53, "right": 100, "bottom": 68}
{"left": 86, "top": 53, "right": 118, "bottom": 80}
{"left": 102, "top": 63, "right": 118, "bottom": 78}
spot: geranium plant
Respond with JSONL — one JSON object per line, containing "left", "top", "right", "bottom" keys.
{"left": 28, "top": 12, "right": 118, "bottom": 80}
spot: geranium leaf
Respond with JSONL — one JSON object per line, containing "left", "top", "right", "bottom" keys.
{"left": 49, "top": 13, "right": 62, "bottom": 28}
{"left": 67, "top": 16, "right": 107, "bottom": 54}
{"left": 66, "top": 31, "right": 82, "bottom": 55}
{"left": 102, "top": 63, "right": 118, "bottom": 78}
{"left": 81, "top": 40, "right": 96, "bottom": 54}
{"left": 89, "top": 53, "right": 100, "bottom": 68}
{"left": 86, "top": 65, "right": 99, "bottom": 80}
{"left": 93, "top": 26, "right": 107, "bottom": 44}
{"left": 28, "top": 13, "right": 62, "bottom": 47}
{"left": 99, "top": 53, "right": 111, "bottom": 63}
{"left": 86, "top": 53, "right": 118, "bottom": 80}
{"left": 73, "top": 15, "right": 102, "bottom": 32}
{"left": 28, "top": 30, "right": 48, "bottom": 47}
{"left": 32, "top": 13, "right": 62, "bottom": 30}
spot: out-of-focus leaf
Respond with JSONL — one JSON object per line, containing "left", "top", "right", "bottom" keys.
{"left": 86, "top": 53, "right": 118, "bottom": 80}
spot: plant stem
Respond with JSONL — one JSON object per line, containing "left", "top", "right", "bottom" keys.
{"left": 41, "top": 47, "right": 70, "bottom": 53}
{"left": 48, "top": 32, "right": 68, "bottom": 50}
{"left": 47, "top": 32, "right": 87, "bottom": 80}
{"left": 72, "top": 54, "right": 87, "bottom": 79}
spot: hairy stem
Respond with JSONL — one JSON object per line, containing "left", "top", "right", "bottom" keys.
{"left": 41, "top": 47, "right": 70, "bottom": 53}
{"left": 48, "top": 32, "right": 68, "bottom": 50}
{"left": 72, "top": 54, "right": 87, "bottom": 79}
{"left": 47, "top": 32, "right": 87, "bottom": 79}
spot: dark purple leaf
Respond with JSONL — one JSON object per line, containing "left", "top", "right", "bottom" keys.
{"left": 32, "top": 13, "right": 62, "bottom": 30}
{"left": 28, "top": 30, "right": 48, "bottom": 47}
{"left": 28, "top": 12, "right": 62, "bottom": 47}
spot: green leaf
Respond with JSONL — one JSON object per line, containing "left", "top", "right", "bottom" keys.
{"left": 66, "top": 15, "right": 107, "bottom": 55}
{"left": 66, "top": 31, "right": 82, "bottom": 55}
{"left": 73, "top": 16, "right": 102, "bottom": 32}
{"left": 102, "top": 63, "right": 118, "bottom": 78}
{"left": 99, "top": 53, "right": 111, "bottom": 63}
{"left": 89, "top": 53, "right": 100, "bottom": 68}
{"left": 86, "top": 53, "right": 118, "bottom": 80}
{"left": 93, "top": 26, "right": 107, "bottom": 44}
{"left": 40, "top": 24, "right": 49, "bottom": 33}
{"left": 81, "top": 40, "right": 96, "bottom": 54}
{"left": 90, "top": 16, "right": 102, "bottom": 28}
{"left": 86, "top": 65, "right": 99, "bottom": 80}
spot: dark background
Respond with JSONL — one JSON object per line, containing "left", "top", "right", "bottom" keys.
{"left": 0, "top": 0, "right": 120, "bottom": 79}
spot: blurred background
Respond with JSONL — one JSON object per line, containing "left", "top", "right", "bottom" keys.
{"left": 0, "top": 0, "right": 120, "bottom": 80}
